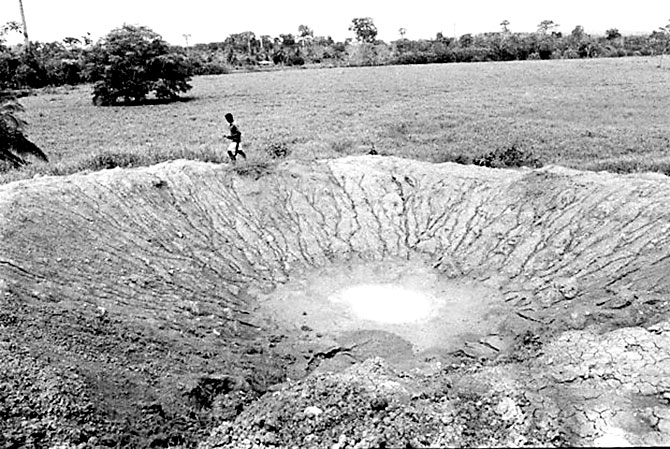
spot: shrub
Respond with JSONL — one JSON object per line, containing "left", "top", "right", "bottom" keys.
{"left": 231, "top": 160, "right": 276, "bottom": 180}
{"left": 331, "top": 138, "right": 355, "bottom": 154}
{"left": 265, "top": 141, "right": 290, "bottom": 159}
{"left": 432, "top": 151, "right": 473, "bottom": 165}
{"left": 81, "top": 151, "right": 141, "bottom": 171}
{"left": 286, "top": 53, "right": 305, "bottom": 66}
{"left": 473, "top": 144, "right": 542, "bottom": 169}
{"left": 86, "top": 25, "right": 193, "bottom": 105}
{"left": 584, "top": 158, "right": 670, "bottom": 176}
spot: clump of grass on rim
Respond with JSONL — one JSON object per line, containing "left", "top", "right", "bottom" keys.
{"left": 473, "top": 144, "right": 543, "bottom": 169}
{"left": 584, "top": 156, "right": 670, "bottom": 176}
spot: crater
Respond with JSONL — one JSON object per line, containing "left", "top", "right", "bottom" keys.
{"left": 2, "top": 156, "right": 670, "bottom": 447}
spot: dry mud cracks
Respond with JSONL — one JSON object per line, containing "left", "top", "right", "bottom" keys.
{"left": 2, "top": 156, "right": 670, "bottom": 447}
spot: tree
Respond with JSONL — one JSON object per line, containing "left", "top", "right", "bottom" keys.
{"left": 399, "top": 28, "right": 407, "bottom": 39}
{"left": 459, "top": 33, "right": 473, "bottom": 48}
{"left": 500, "top": 20, "right": 510, "bottom": 33}
{"left": 606, "top": 28, "right": 622, "bottom": 40}
{"left": 0, "top": 92, "right": 48, "bottom": 168}
{"left": 85, "top": 25, "right": 192, "bottom": 105}
{"left": 349, "top": 17, "right": 378, "bottom": 43}
{"left": 652, "top": 20, "right": 670, "bottom": 67}
{"left": 298, "top": 25, "right": 313, "bottom": 47}
{"left": 298, "top": 25, "right": 313, "bottom": 39}
{"left": 537, "top": 20, "right": 559, "bottom": 34}
{"left": 571, "top": 25, "right": 585, "bottom": 41}
{"left": 279, "top": 33, "right": 296, "bottom": 47}
{"left": 0, "top": 25, "right": 46, "bottom": 168}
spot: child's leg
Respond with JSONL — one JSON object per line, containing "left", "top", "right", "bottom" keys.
{"left": 227, "top": 142, "right": 238, "bottom": 162}
{"left": 235, "top": 143, "right": 246, "bottom": 160}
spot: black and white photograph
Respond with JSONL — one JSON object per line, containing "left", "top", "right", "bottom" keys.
{"left": 2, "top": 1, "right": 670, "bottom": 447}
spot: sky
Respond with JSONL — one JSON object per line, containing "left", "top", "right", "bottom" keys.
{"left": 3, "top": 0, "right": 670, "bottom": 46}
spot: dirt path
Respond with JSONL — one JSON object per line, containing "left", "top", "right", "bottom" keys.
{"left": 2, "top": 156, "right": 670, "bottom": 447}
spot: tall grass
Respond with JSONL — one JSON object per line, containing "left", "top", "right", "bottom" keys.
{"left": 3, "top": 57, "right": 670, "bottom": 184}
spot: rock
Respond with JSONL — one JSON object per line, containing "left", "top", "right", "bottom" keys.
{"left": 495, "top": 396, "right": 521, "bottom": 422}
{"left": 261, "top": 432, "right": 279, "bottom": 445}
{"left": 303, "top": 406, "right": 324, "bottom": 418}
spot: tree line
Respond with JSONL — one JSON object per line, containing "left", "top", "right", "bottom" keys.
{"left": 1, "top": 17, "right": 670, "bottom": 92}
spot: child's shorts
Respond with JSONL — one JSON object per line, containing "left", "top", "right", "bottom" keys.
{"left": 228, "top": 141, "right": 241, "bottom": 154}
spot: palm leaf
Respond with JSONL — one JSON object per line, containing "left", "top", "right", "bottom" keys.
{"left": 0, "top": 94, "right": 48, "bottom": 167}
{"left": 1, "top": 108, "right": 25, "bottom": 133}
{"left": 0, "top": 146, "right": 27, "bottom": 167}
{"left": 11, "top": 133, "right": 48, "bottom": 162}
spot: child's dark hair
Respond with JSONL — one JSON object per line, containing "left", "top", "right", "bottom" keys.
{"left": 225, "top": 113, "right": 234, "bottom": 122}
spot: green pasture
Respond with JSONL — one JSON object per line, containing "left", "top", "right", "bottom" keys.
{"left": 4, "top": 56, "right": 670, "bottom": 184}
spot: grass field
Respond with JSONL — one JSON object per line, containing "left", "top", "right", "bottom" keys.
{"left": 4, "top": 56, "right": 670, "bottom": 183}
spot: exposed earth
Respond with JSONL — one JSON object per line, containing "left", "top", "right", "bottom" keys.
{"left": 2, "top": 156, "right": 670, "bottom": 448}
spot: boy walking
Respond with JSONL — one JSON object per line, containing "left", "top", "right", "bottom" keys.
{"left": 224, "top": 113, "right": 246, "bottom": 162}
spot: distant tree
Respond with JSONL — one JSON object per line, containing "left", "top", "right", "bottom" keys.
{"left": 500, "top": 20, "right": 510, "bottom": 33}
{"left": 399, "top": 27, "right": 407, "bottom": 39}
{"left": 651, "top": 20, "right": 670, "bottom": 67}
{"left": 298, "top": 25, "right": 313, "bottom": 47}
{"left": 459, "top": 33, "right": 473, "bottom": 48}
{"left": 85, "top": 25, "right": 192, "bottom": 105}
{"left": 225, "top": 31, "right": 257, "bottom": 56}
{"left": 349, "top": 17, "right": 378, "bottom": 43}
{"left": 280, "top": 33, "right": 296, "bottom": 47}
{"left": 537, "top": 20, "right": 559, "bottom": 34}
{"left": 0, "top": 92, "right": 48, "bottom": 168}
{"left": 1, "top": 21, "right": 22, "bottom": 36}
{"left": 259, "top": 34, "right": 273, "bottom": 51}
{"left": 82, "top": 32, "right": 92, "bottom": 46}
{"left": 298, "top": 25, "right": 313, "bottom": 39}
{"left": 62, "top": 36, "right": 81, "bottom": 49}
{"left": 571, "top": 25, "right": 585, "bottom": 41}
{"left": 606, "top": 28, "right": 622, "bottom": 40}
{"left": 535, "top": 20, "right": 560, "bottom": 59}
{"left": 0, "top": 23, "right": 21, "bottom": 89}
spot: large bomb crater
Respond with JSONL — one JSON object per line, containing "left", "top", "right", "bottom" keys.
{"left": 2, "top": 156, "right": 670, "bottom": 447}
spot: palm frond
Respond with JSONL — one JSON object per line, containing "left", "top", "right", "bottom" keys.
{"left": 11, "top": 134, "right": 48, "bottom": 162}
{"left": 1, "top": 109, "right": 25, "bottom": 133}
{"left": 0, "top": 94, "right": 48, "bottom": 168}
{"left": 0, "top": 102, "right": 25, "bottom": 114}
{"left": 0, "top": 146, "right": 27, "bottom": 168}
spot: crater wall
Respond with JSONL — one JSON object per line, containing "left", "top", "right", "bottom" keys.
{"left": 2, "top": 156, "right": 670, "bottom": 446}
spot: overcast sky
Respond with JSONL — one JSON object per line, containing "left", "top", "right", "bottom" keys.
{"left": 4, "top": 0, "right": 670, "bottom": 46}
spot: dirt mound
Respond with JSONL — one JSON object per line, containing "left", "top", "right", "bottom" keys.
{"left": 2, "top": 156, "right": 670, "bottom": 447}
